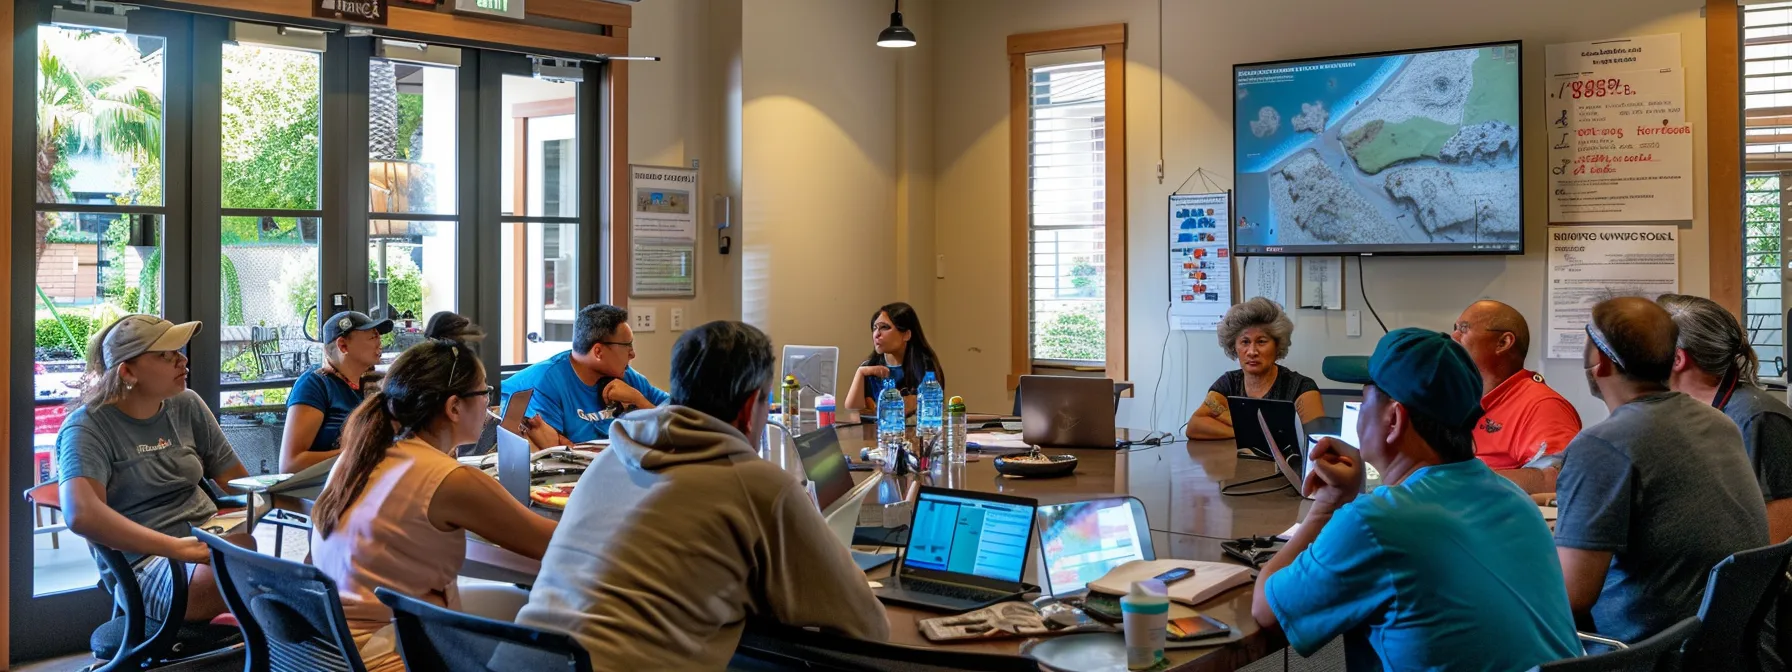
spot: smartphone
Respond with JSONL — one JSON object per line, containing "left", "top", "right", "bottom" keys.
{"left": 1166, "top": 615, "right": 1231, "bottom": 642}
{"left": 1152, "top": 567, "right": 1196, "bottom": 585}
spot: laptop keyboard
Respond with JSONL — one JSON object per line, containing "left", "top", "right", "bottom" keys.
{"left": 903, "top": 577, "right": 1007, "bottom": 603}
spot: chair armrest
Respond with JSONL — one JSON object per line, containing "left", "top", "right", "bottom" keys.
{"left": 1577, "top": 631, "right": 1628, "bottom": 650}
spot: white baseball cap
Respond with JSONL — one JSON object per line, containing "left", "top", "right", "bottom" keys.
{"left": 102, "top": 315, "right": 201, "bottom": 369}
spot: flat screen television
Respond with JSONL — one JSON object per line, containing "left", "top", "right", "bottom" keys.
{"left": 1232, "top": 41, "right": 1523, "bottom": 256}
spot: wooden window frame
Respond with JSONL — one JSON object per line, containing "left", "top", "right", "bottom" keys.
{"left": 1007, "top": 24, "right": 1127, "bottom": 390}
{"left": 1714, "top": 0, "right": 1743, "bottom": 315}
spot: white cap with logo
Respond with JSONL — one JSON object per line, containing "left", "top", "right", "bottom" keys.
{"left": 101, "top": 315, "right": 202, "bottom": 369}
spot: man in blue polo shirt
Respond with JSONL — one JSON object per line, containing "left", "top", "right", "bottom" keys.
{"left": 501, "top": 304, "right": 669, "bottom": 446}
{"left": 1253, "top": 328, "right": 1580, "bottom": 671}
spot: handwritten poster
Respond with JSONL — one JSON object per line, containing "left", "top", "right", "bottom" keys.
{"left": 1545, "top": 225, "right": 1679, "bottom": 359}
{"left": 1242, "top": 256, "right": 1287, "bottom": 308}
{"left": 1168, "top": 192, "right": 1232, "bottom": 331}
{"left": 630, "top": 165, "right": 698, "bottom": 297}
{"left": 1299, "top": 257, "right": 1344, "bottom": 310}
{"left": 1545, "top": 35, "right": 1691, "bottom": 222}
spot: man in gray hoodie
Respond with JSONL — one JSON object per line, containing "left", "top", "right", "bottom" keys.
{"left": 514, "top": 320, "right": 890, "bottom": 669}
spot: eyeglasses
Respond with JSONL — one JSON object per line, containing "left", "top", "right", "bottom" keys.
{"left": 599, "top": 341, "right": 634, "bottom": 351}
{"left": 456, "top": 385, "right": 496, "bottom": 404}
{"left": 1585, "top": 324, "right": 1627, "bottom": 370}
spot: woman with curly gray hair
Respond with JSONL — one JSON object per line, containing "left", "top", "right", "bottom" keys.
{"left": 1187, "top": 297, "right": 1323, "bottom": 440}
{"left": 1659, "top": 293, "right": 1792, "bottom": 541}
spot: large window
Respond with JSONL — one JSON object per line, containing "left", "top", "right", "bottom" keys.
{"left": 217, "top": 35, "right": 323, "bottom": 408}
{"left": 1746, "top": 4, "right": 1792, "bottom": 380}
{"left": 368, "top": 47, "right": 461, "bottom": 358}
{"left": 1007, "top": 26, "right": 1127, "bottom": 385}
{"left": 30, "top": 24, "right": 170, "bottom": 597}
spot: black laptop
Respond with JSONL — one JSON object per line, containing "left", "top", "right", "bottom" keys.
{"left": 873, "top": 487, "right": 1039, "bottom": 612}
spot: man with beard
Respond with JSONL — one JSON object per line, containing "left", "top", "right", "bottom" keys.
{"left": 1555, "top": 297, "right": 1767, "bottom": 642}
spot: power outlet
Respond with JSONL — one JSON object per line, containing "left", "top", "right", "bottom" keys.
{"left": 670, "top": 308, "right": 686, "bottom": 331}
{"left": 632, "top": 306, "right": 657, "bottom": 333}
{"left": 1347, "top": 310, "right": 1363, "bottom": 338}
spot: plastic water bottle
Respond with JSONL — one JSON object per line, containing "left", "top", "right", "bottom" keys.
{"left": 917, "top": 371, "right": 943, "bottom": 439}
{"left": 877, "top": 379, "right": 906, "bottom": 468}
{"left": 779, "top": 375, "right": 801, "bottom": 430}
{"left": 944, "top": 395, "right": 968, "bottom": 465}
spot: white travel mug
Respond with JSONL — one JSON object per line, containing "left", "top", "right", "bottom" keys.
{"left": 1121, "top": 579, "right": 1169, "bottom": 670}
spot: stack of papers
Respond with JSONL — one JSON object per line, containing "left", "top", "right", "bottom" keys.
{"left": 1086, "top": 560, "right": 1254, "bottom": 606}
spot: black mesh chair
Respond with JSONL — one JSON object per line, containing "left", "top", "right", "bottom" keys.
{"left": 86, "top": 541, "right": 242, "bottom": 672}
{"left": 732, "top": 622, "right": 1038, "bottom": 671}
{"left": 375, "top": 587, "right": 592, "bottom": 672}
{"left": 1679, "top": 538, "right": 1792, "bottom": 671}
{"left": 1530, "top": 617, "right": 1699, "bottom": 672}
{"left": 194, "top": 529, "right": 367, "bottom": 672}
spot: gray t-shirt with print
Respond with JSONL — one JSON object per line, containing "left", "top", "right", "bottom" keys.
{"left": 56, "top": 390, "right": 242, "bottom": 555}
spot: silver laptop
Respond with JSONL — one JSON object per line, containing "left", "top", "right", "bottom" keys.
{"left": 1018, "top": 375, "right": 1117, "bottom": 449}
{"left": 794, "top": 426, "right": 887, "bottom": 569}
{"left": 873, "top": 487, "right": 1039, "bottom": 612}
{"left": 1300, "top": 401, "right": 1383, "bottom": 492}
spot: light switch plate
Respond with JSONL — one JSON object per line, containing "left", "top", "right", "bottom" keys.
{"left": 633, "top": 306, "right": 657, "bottom": 333}
{"left": 1346, "top": 310, "right": 1362, "bottom": 338}
{"left": 670, "top": 308, "right": 686, "bottom": 331}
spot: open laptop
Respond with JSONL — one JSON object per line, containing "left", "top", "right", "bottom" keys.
{"left": 793, "top": 427, "right": 889, "bottom": 570}
{"left": 874, "top": 487, "right": 1039, "bottom": 612}
{"left": 1255, "top": 409, "right": 1309, "bottom": 497}
{"left": 1035, "top": 496, "right": 1154, "bottom": 597}
{"left": 1018, "top": 375, "right": 1117, "bottom": 449}
{"left": 1227, "top": 396, "right": 1302, "bottom": 460}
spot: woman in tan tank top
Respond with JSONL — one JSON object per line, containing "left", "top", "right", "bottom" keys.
{"left": 310, "top": 314, "right": 558, "bottom": 671}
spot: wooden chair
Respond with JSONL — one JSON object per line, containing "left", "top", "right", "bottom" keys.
{"left": 25, "top": 481, "right": 65, "bottom": 550}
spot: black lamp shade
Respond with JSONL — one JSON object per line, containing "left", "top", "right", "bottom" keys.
{"left": 877, "top": 11, "right": 916, "bottom": 48}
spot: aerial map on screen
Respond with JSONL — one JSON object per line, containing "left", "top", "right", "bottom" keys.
{"left": 1233, "top": 43, "right": 1522, "bottom": 255}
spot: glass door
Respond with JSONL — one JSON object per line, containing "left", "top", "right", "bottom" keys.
{"left": 490, "top": 53, "right": 582, "bottom": 368}
{"left": 10, "top": 7, "right": 192, "bottom": 659}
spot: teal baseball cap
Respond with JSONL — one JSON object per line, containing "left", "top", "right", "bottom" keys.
{"left": 1322, "top": 327, "right": 1484, "bottom": 429}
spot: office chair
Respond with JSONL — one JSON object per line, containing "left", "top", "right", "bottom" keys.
{"left": 732, "top": 621, "right": 1038, "bottom": 671}
{"left": 1530, "top": 617, "right": 1698, "bottom": 671}
{"left": 1679, "top": 538, "right": 1792, "bottom": 672}
{"left": 85, "top": 541, "right": 242, "bottom": 672}
{"left": 376, "top": 587, "right": 593, "bottom": 672}
{"left": 194, "top": 529, "right": 367, "bottom": 672}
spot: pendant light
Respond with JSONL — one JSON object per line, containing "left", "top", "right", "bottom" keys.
{"left": 876, "top": 0, "right": 916, "bottom": 48}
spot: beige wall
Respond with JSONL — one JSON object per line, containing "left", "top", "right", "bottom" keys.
{"left": 624, "top": 0, "right": 743, "bottom": 382}
{"left": 930, "top": 0, "right": 1712, "bottom": 427}
{"left": 625, "top": 0, "right": 935, "bottom": 397}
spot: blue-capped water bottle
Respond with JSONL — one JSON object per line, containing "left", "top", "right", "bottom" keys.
{"left": 877, "top": 378, "right": 906, "bottom": 470}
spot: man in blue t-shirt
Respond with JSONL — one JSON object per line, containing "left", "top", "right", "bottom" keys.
{"left": 1254, "top": 328, "right": 1580, "bottom": 671}
{"left": 501, "top": 304, "right": 669, "bottom": 446}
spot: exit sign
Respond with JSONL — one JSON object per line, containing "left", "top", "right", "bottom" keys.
{"left": 453, "top": 0, "right": 524, "bottom": 20}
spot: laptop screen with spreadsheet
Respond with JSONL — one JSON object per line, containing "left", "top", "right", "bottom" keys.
{"left": 900, "top": 489, "right": 1037, "bottom": 587}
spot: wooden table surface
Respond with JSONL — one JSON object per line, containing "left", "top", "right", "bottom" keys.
{"left": 454, "top": 424, "right": 1311, "bottom": 671}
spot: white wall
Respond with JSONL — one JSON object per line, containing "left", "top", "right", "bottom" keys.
{"left": 930, "top": 0, "right": 1712, "bottom": 427}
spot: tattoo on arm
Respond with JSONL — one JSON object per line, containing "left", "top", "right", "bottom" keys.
{"left": 1202, "top": 397, "right": 1226, "bottom": 416}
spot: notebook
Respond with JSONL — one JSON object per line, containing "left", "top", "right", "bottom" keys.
{"left": 1085, "top": 559, "right": 1254, "bottom": 606}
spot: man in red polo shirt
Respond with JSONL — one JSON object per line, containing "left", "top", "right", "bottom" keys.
{"left": 1451, "top": 300, "right": 1583, "bottom": 493}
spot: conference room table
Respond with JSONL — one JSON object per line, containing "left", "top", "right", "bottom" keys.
{"left": 449, "top": 424, "right": 1315, "bottom": 672}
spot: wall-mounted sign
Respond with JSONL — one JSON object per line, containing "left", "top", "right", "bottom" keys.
{"left": 454, "top": 0, "right": 525, "bottom": 20}
{"left": 314, "top": 0, "right": 390, "bottom": 25}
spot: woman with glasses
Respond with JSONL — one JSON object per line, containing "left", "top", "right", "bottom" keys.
{"left": 310, "top": 313, "right": 558, "bottom": 671}
{"left": 844, "top": 302, "right": 947, "bottom": 413}
{"left": 56, "top": 314, "right": 254, "bottom": 624}
{"left": 279, "top": 311, "right": 391, "bottom": 473}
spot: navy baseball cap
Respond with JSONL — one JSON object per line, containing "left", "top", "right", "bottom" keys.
{"left": 1322, "top": 327, "right": 1484, "bottom": 429}
{"left": 322, "top": 311, "right": 394, "bottom": 344}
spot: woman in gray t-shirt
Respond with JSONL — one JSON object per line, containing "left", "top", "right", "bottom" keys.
{"left": 56, "top": 314, "right": 251, "bottom": 624}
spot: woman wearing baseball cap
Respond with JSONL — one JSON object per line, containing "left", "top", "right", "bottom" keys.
{"left": 54, "top": 314, "right": 255, "bottom": 624}
{"left": 280, "top": 311, "right": 393, "bottom": 473}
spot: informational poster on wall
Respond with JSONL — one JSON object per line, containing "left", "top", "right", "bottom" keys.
{"left": 1545, "top": 34, "right": 1691, "bottom": 222}
{"left": 630, "top": 165, "right": 698, "bottom": 297}
{"left": 1545, "top": 225, "right": 1679, "bottom": 359}
{"left": 1241, "top": 256, "right": 1287, "bottom": 308}
{"left": 1168, "top": 192, "right": 1232, "bottom": 331}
